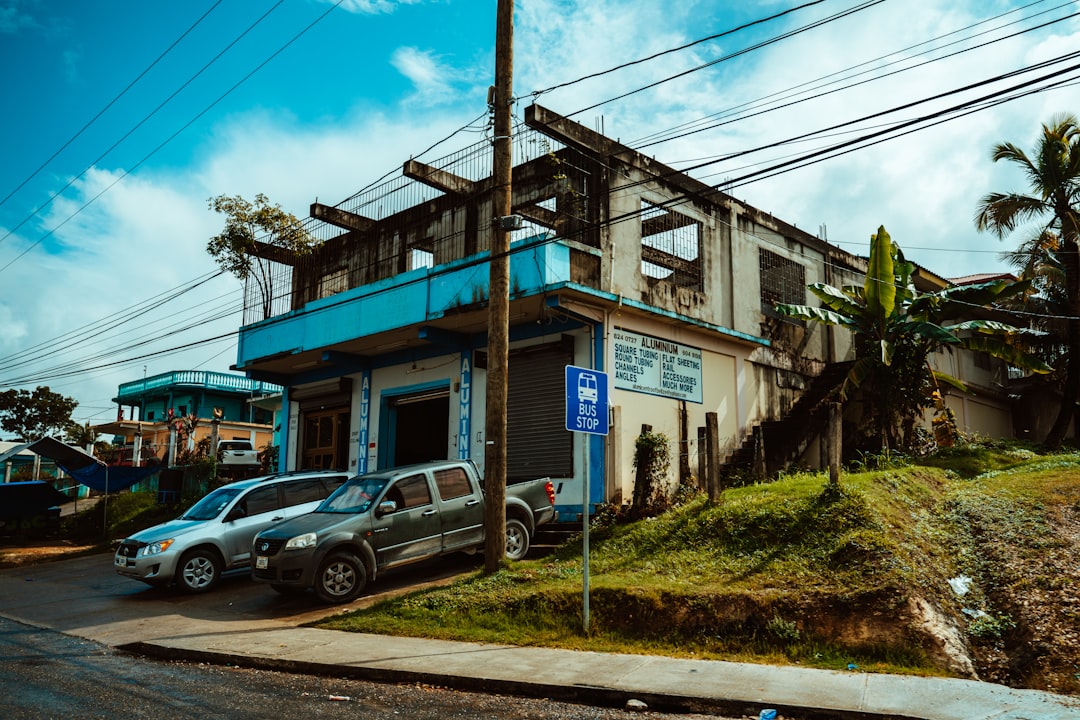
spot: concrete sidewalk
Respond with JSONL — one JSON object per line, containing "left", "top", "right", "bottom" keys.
{"left": 2, "top": 553, "right": 1076, "bottom": 719}
{"left": 121, "top": 626, "right": 1080, "bottom": 720}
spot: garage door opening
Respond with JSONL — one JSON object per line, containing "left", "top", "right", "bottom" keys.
{"left": 382, "top": 389, "right": 450, "bottom": 468}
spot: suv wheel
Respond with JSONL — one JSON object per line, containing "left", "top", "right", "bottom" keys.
{"left": 314, "top": 552, "right": 366, "bottom": 604}
{"left": 176, "top": 548, "right": 222, "bottom": 593}
{"left": 505, "top": 518, "right": 530, "bottom": 561}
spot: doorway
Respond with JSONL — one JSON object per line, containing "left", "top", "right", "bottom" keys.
{"left": 300, "top": 407, "right": 349, "bottom": 470}
{"left": 380, "top": 388, "right": 450, "bottom": 468}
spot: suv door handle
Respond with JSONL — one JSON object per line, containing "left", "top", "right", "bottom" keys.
{"left": 271, "top": 515, "right": 284, "bottom": 521}
{"left": 465, "top": 500, "right": 480, "bottom": 507}
{"left": 422, "top": 509, "right": 437, "bottom": 517}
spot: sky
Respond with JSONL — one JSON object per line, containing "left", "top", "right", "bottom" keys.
{"left": 0, "top": 0, "right": 1077, "bottom": 431}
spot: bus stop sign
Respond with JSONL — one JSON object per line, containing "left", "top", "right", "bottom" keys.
{"left": 565, "top": 365, "right": 609, "bottom": 435}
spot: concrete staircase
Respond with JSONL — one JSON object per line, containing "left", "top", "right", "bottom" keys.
{"left": 719, "top": 361, "right": 852, "bottom": 485}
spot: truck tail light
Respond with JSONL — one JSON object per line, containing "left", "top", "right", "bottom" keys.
{"left": 545, "top": 480, "right": 555, "bottom": 505}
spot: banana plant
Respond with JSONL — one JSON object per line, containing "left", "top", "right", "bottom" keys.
{"left": 776, "top": 226, "right": 1049, "bottom": 452}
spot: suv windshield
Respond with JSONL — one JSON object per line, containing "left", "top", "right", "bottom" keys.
{"left": 181, "top": 487, "right": 244, "bottom": 521}
{"left": 318, "top": 476, "right": 390, "bottom": 514}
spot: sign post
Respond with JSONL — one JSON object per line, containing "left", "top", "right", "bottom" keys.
{"left": 565, "top": 365, "right": 609, "bottom": 634}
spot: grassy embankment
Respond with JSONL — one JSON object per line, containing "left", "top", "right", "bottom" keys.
{"left": 316, "top": 443, "right": 1080, "bottom": 686}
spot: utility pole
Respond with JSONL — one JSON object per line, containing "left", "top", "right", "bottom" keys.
{"left": 484, "top": 0, "right": 513, "bottom": 574}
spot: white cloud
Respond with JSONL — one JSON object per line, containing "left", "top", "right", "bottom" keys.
{"left": 5, "top": 0, "right": 1078, "bottom": 425}
{"left": 329, "top": 0, "right": 421, "bottom": 15}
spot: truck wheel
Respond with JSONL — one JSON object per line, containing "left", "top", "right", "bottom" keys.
{"left": 176, "top": 548, "right": 222, "bottom": 593}
{"left": 314, "top": 552, "right": 367, "bottom": 604}
{"left": 505, "top": 518, "right": 530, "bottom": 561}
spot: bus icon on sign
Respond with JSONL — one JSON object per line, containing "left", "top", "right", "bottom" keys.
{"left": 577, "top": 372, "right": 598, "bottom": 403}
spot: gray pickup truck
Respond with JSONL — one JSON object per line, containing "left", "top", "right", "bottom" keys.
{"left": 251, "top": 460, "right": 556, "bottom": 603}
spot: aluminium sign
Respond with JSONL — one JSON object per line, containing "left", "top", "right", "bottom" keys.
{"left": 612, "top": 328, "right": 703, "bottom": 403}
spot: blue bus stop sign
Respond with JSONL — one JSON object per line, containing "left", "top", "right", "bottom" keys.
{"left": 565, "top": 365, "right": 609, "bottom": 435}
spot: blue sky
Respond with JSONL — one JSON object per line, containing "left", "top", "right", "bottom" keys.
{"left": 0, "top": 0, "right": 1077, "bottom": 429}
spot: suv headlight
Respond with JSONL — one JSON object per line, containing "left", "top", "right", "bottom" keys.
{"left": 284, "top": 532, "right": 317, "bottom": 550}
{"left": 141, "top": 539, "right": 175, "bottom": 556}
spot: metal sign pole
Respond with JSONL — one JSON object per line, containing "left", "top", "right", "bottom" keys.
{"left": 582, "top": 433, "right": 590, "bottom": 634}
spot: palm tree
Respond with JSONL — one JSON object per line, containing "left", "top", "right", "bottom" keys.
{"left": 777, "top": 226, "right": 1048, "bottom": 453}
{"left": 975, "top": 115, "right": 1080, "bottom": 449}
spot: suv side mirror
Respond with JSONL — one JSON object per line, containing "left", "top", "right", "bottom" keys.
{"left": 225, "top": 506, "right": 247, "bottom": 522}
{"left": 376, "top": 500, "right": 398, "bottom": 516}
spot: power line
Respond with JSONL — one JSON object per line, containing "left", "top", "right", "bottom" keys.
{"left": 0, "top": 1, "right": 224, "bottom": 211}
{"left": 0, "top": 1, "right": 287, "bottom": 252}
{"left": 524, "top": 0, "right": 828, "bottom": 100}
{"left": 562, "top": 0, "right": 889, "bottom": 119}
{"left": 0, "top": 0, "right": 346, "bottom": 275}
{"left": 632, "top": 2, "right": 1079, "bottom": 150}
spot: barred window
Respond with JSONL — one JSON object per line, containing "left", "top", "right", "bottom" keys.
{"left": 759, "top": 249, "right": 805, "bottom": 314}
{"left": 640, "top": 200, "right": 702, "bottom": 290}
{"left": 317, "top": 268, "right": 348, "bottom": 299}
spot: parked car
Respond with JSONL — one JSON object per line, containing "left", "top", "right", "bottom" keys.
{"left": 250, "top": 459, "right": 556, "bottom": 603}
{"left": 113, "top": 469, "right": 350, "bottom": 593}
{"left": 217, "top": 440, "right": 258, "bottom": 466}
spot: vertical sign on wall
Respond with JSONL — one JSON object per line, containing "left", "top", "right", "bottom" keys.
{"left": 458, "top": 353, "right": 472, "bottom": 459}
{"left": 357, "top": 371, "right": 371, "bottom": 474}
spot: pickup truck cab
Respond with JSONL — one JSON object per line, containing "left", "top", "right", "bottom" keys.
{"left": 251, "top": 460, "right": 555, "bottom": 603}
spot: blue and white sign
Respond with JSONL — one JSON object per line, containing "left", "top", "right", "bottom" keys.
{"left": 458, "top": 353, "right": 472, "bottom": 459}
{"left": 565, "top": 365, "right": 609, "bottom": 435}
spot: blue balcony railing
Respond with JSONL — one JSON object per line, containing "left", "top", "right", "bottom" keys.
{"left": 116, "top": 371, "right": 281, "bottom": 400}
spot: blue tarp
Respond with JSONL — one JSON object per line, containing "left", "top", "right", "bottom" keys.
{"left": 21, "top": 436, "right": 159, "bottom": 493}
{"left": 61, "top": 463, "right": 160, "bottom": 493}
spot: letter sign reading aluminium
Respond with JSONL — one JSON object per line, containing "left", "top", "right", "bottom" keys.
{"left": 612, "top": 328, "right": 703, "bottom": 403}
{"left": 565, "top": 365, "right": 609, "bottom": 436}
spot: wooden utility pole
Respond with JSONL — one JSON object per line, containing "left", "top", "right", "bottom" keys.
{"left": 484, "top": 0, "right": 513, "bottom": 574}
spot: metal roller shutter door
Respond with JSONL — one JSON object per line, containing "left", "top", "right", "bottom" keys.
{"left": 507, "top": 343, "right": 573, "bottom": 481}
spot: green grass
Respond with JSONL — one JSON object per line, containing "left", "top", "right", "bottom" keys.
{"left": 315, "top": 443, "right": 1080, "bottom": 678}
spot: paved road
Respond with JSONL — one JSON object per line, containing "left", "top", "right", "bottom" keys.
{"left": 0, "top": 549, "right": 484, "bottom": 644}
{"left": 0, "top": 617, "right": 735, "bottom": 720}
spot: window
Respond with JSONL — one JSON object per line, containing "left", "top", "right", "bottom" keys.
{"left": 973, "top": 352, "right": 991, "bottom": 371}
{"left": 388, "top": 474, "right": 432, "bottom": 510}
{"left": 241, "top": 486, "right": 280, "bottom": 517}
{"left": 434, "top": 467, "right": 472, "bottom": 501}
{"left": 640, "top": 200, "right": 702, "bottom": 290}
{"left": 283, "top": 479, "right": 328, "bottom": 506}
{"left": 317, "top": 268, "right": 349, "bottom": 299}
{"left": 759, "top": 249, "right": 806, "bottom": 315}
{"left": 408, "top": 247, "right": 434, "bottom": 270}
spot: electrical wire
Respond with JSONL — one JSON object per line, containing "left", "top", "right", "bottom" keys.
{"left": 633, "top": 3, "right": 1079, "bottom": 150}
{"left": 6, "top": 1, "right": 1071, "bottom": 395}
{"left": 0, "top": 1, "right": 224, "bottom": 212}
{"left": 524, "top": 0, "right": 828, "bottom": 100}
{"left": 0, "top": 1, "right": 287, "bottom": 252}
{"left": 0, "top": 0, "right": 346, "bottom": 275}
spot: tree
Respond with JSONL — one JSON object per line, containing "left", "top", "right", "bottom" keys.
{"left": 0, "top": 386, "right": 79, "bottom": 441}
{"left": 65, "top": 421, "right": 99, "bottom": 449}
{"left": 777, "top": 226, "right": 1048, "bottom": 453}
{"left": 207, "top": 193, "right": 317, "bottom": 319}
{"left": 975, "top": 115, "right": 1080, "bottom": 449}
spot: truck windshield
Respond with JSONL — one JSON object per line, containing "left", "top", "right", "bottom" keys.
{"left": 180, "top": 487, "right": 244, "bottom": 521}
{"left": 318, "top": 476, "right": 390, "bottom": 514}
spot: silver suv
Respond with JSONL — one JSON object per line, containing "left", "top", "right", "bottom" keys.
{"left": 114, "top": 470, "right": 349, "bottom": 593}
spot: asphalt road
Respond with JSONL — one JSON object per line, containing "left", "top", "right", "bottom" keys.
{"left": 0, "top": 553, "right": 744, "bottom": 720}
{"left": 0, "top": 617, "right": 736, "bottom": 720}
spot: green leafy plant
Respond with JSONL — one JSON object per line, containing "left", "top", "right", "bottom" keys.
{"left": 777, "top": 226, "right": 1048, "bottom": 455}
